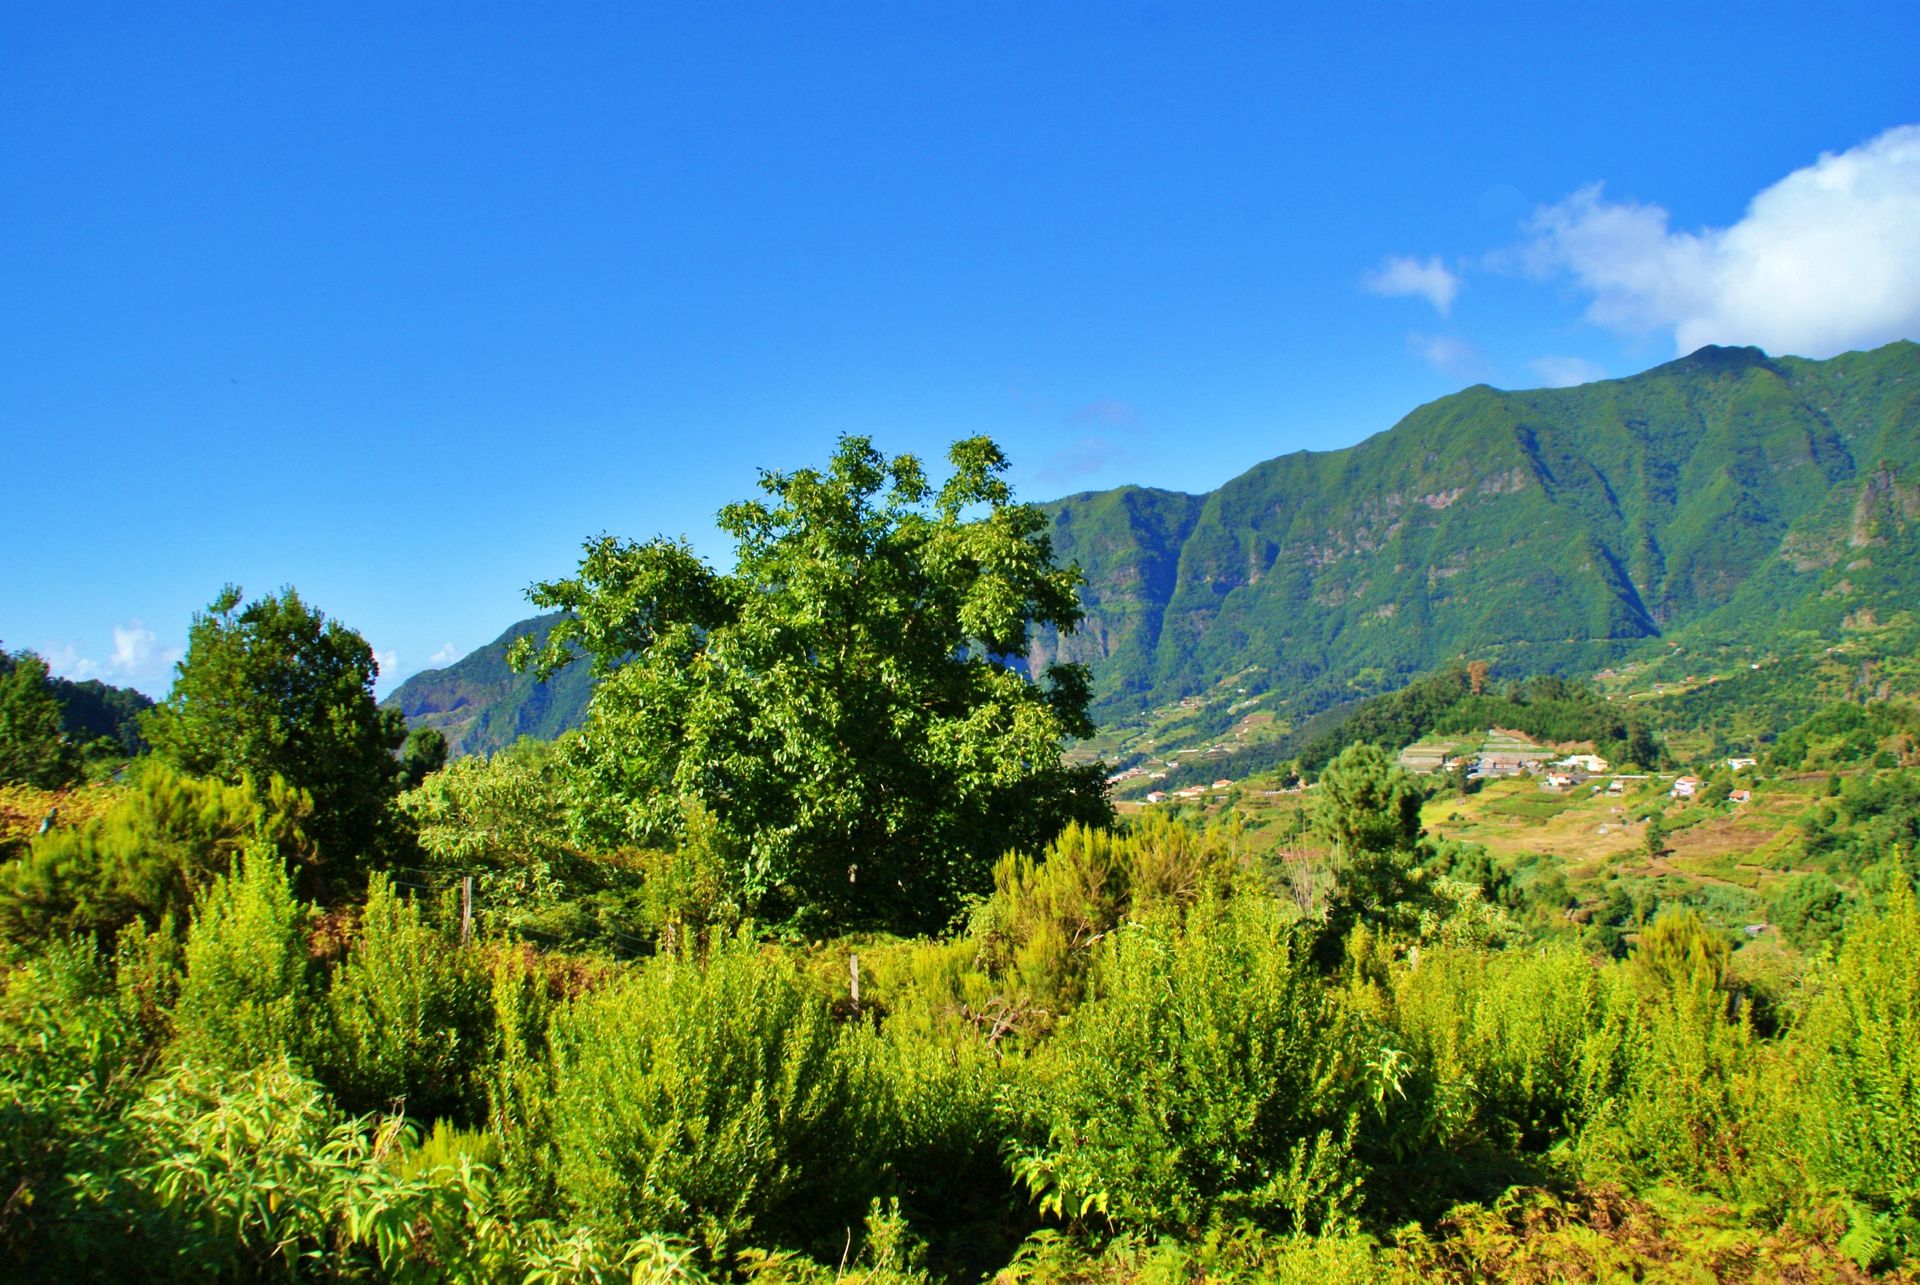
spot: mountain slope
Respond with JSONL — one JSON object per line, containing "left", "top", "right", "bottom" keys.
{"left": 382, "top": 613, "right": 592, "bottom": 757}
{"left": 1037, "top": 341, "right": 1920, "bottom": 720}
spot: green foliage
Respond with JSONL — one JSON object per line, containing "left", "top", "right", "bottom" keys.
{"left": 397, "top": 725, "right": 448, "bottom": 789}
{"left": 633, "top": 804, "right": 746, "bottom": 949}
{"left": 1576, "top": 969, "right": 1759, "bottom": 1191}
{"left": 1793, "top": 878, "right": 1920, "bottom": 1253}
{"left": 171, "top": 844, "right": 317, "bottom": 1070}
{"left": 1017, "top": 895, "right": 1395, "bottom": 1235}
{"left": 1389, "top": 943, "right": 1613, "bottom": 1153}
{"left": 0, "top": 649, "right": 80, "bottom": 788}
{"left": 1770, "top": 700, "right": 1920, "bottom": 771}
{"left": 320, "top": 874, "right": 493, "bottom": 1123}
{"left": 969, "top": 816, "right": 1235, "bottom": 1036}
{"left": 1312, "top": 744, "right": 1423, "bottom": 857}
{"left": 1773, "top": 872, "right": 1852, "bottom": 953}
{"left": 545, "top": 935, "right": 886, "bottom": 1262}
{"left": 144, "top": 584, "right": 408, "bottom": 871}
{"left": 0, "top": 936, "right": 148, "bottom": 1267}
{"left": 1630, "top": 906, "right": 1730, "bottom": 993}
{"left": 0, "top": 760, "right": 316, "bottom": 945}
{"left": 1311, "top": 745, "right": 1426, "bottom": 954}
{"left": 517, "top": 435, "right": 1109, "bottom": 933}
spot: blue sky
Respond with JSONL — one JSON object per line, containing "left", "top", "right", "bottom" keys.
{"left": 5, "top": 2, "right": 1917, "bottom": 697}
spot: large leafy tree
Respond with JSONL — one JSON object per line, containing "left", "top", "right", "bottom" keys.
{"left": 144, "top": 586, "right": 407, "bottom": 870}
{"left": 515, "top": 435, "right": 1109, "bottom": 931}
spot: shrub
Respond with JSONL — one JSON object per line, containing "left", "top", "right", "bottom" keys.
{"left": 1792, "top": 877, "right": 1920, "bottom": 1261}
{"left": 1016, "top": 895, "right": 1396, "bottom": 1235}
{"left": 1575, "top": 968, "right": 1759, "bottom": 1190}
{"left": 545, "top": 934, "right": 887, "bottom": 1262}
{"left": 1389, "top": 942, "right": 1612, "bottom": 1153}
{"left": 0, "top": 761, "right": 314, "bottom": 946}
{"left": 171, "top": 843, "right": 316, "bottom": 1070}
{"left": 113, "top": 1057, "right": 527, "bottom": 1281}
{"left": 969, "top": 817, "right": 1233, "bottom": 1037}
{"left": 0, "top": 937, "right": 146, "bottom": 1269}
{"left": 320, "top": 874, "right": 493, "bottom": 1123}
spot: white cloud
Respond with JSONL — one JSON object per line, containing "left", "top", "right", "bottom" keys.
{"left": 429, "top": 642, "right": 461, "bottom": 666}
{"left": 1520, "top": 124, "right": 1920, "bottom": 357}
{"left": 1363, "top": 255, "right": 1462, "bottom": 316}
{"left": 1529, "top": 355, "right": 1608, "bottom": 388}
{"left": 1409, "top": 331, "right": 1490, "bottom": 381}
{"left": 375, "top": 650, "right": 399, "bottom": 679}
{"left": 41, "top": 619, "right": 181, "bottom": 695}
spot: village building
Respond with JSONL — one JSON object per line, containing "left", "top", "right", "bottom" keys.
{"left": 1671, "top": 775, "right": 1703, "bottom": 799}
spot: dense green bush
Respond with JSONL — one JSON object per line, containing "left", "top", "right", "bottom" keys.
{"left": 969, "top": 816, "right": 1234, "bottom": 1035}
{"left": 1017, "top": 895, "right": 1399, "bottom": 1236}
{"left": 1389, "top": 942, "right": 1612, "bottom": 1153}
{"left": 171, "top": 844, "right": 317, "bottom": 1070}
{"left": 0, "top": 762, "right": 315, "bottom": 946}
{"left": 1575, "top": 926, "right": 1760, "bottom": 1190}
{"left": 320, "top": 874, "right": 493, "bottom": 1124}
{"left": 0, "top": 937, "right": 146, "bottom": 1269}
{"left": 545, "top": 934, "right": 888, "bottom": 1262}
{"left": 1792, "top": 878, "right": 1920, "bottom": 1262}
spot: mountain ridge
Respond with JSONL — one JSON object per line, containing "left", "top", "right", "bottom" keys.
{"left": 388, "top": 340, "right": 1920, "bottom": 757}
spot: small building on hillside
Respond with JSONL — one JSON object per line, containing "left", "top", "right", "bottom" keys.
{"left": 1145, "top": 791, "right": 1167, "bottom": 804}
{"left": 1671, "top": 775, "right": 1703, "bottom": 800}
{"left": 1542, "top": 772, "right": 1575, "bottom": 790}
{"left": 1729, "top": 788, "right": 1753, "bottom": 804}
{"left": 1726, "top": 756, "right": 1759, "bottom": 772}
{"left": 1553, "top": 753, "right": 1611, "bottom": 774}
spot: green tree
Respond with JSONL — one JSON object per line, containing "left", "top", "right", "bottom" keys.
{"left": 1309, "top": 744, "right": 1427, "bottom": 958}
{"left": 0, "top": 650, "right": 81, "bottom": 788}
{"left": 1312, "top": 743, "right": 1424, "bottom": 859}
{"left": 397, "top": 726, "right": 448, "bottom": 789}
{"left": 143, "top": 586, "right": 407, "bottom": 873}
{"left": 1643, "top": 810, "right": 1668, "bottom": 860}
{"left": 515, "top": 436, "right": 1108, "bottom": 932}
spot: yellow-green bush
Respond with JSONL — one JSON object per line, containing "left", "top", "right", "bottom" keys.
{"left": 320, "top": 873, "right": 494, "bottom": 1124}
{"left": 969, "top": 817, "right": 1236, "bottom": 1037}
{"left": 1016, "top": 895, "right": 1396, "bottom": 1236}
{"left": 170, "top": 844, "right": 317, "bottom": 1070}
{"left": 0, "top": 761, "right": 314, "bottom": 946}
{"left": 545, "top": 934, "right": 888, "bottom": 1263}
{"left": 1389, "top": 942, "right": 1615, "bottom": 1153}
{"left": 1791, "top": 877, "right": 1920, "bottom": 1264}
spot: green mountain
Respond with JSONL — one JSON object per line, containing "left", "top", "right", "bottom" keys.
{"left": 1036, "top": 341, "right": 1920, "bottom": 721}
{"left": 394, "top": 341, "right": 1920, "bottom": 756}
{"left": 381, "top": 613, "right": 593, "bottom": 757}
